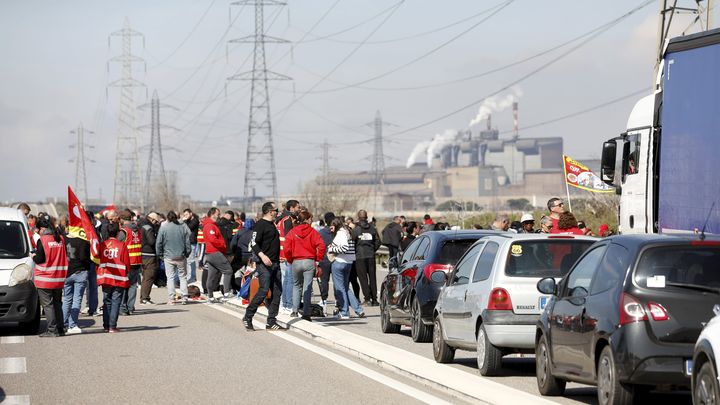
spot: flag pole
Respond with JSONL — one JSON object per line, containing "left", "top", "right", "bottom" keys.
{"left": 565, "top": 181, "right": 572, "bottom": 213}
{"left": 562, "top": 155, "right": 573, "bottom": 212}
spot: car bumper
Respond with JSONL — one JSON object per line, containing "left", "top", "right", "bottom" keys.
{"left": 612, "top": 322, "right": 694, "bottom": 386}
{"left": 482, "top": 310, "right": 538, "bottom": 349}
{"left": 0, "top": 282, "right": 38, "bottom": 323}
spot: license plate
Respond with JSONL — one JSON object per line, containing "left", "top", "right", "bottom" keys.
{"left": 539, "top": 296, "right": 549, "bottom": 310}
{"left": 685, "top": 360, "right": 693, "bottom": 376}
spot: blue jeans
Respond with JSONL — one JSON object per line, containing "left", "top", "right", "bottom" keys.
{"left": 62, "top": 271, "right": 87, "bottom": 329}
{"left": 244, "top": 261, "right": 282, "bottom": 325}
{"left": 121, "top": 266, "right": 141, "bottom": 313}
{"left": 280, "top": 261, "right": 294, "bottom": 309}
{"left": 331, "top": 261, "right": 363, "bottom": 317}
{"left": 86, "top": 263, "right": 98, "bottom": 314}
{"left": 102, "top": 286, "right": 124, "bottom": 329}
{"left": 291, "top": 259, "right": 315, "bottom": 316}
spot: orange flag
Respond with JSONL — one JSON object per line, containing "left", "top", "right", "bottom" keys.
{"left": 68, "top": 186, "right": 101, "bottom": 264}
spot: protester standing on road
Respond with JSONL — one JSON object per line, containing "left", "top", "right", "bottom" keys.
{"left": 182, "top": 208, "right": 200, "bottom": 284}
{"left": 97, "top": 223, "right": 130, "bottom": 333}
{"left": 156, "top": 211, "right": 192, "bottom": 305}
{"left": 32, "top": 214, "right": 68, "bottom": 337}
{"left": 352, "top": 210, "right": 381, "bottom": 306}
{"left": 328, "top": 218, "right": 365, "bottom": 319}
{"left": 317, "top": 212, "right": 335, "bottom": 315}
{"left": 230, "top": 219, "right": 254, "bottom": 270}
{"left": 243, "top": 202, "right": 284, "bottom": 331}
{"left": 202, "top": 208, "right": 234, "bottom": 301}
{"left": 284, "top": 207, "right": 326, "bottom": 321}
{"left": 119, "top": 210, "right": 142, "bottom": 315}
{"left": 138, "top": 212, "right": 160, "bottom": 304}
{"left": 62, "top": 230, "right": 90, "bottom": 334}
{"left": 276, "top": 199, "right": 300, "bottom": 314}
{"left": 381, "top": 216, "right": 403, "bottom": 259}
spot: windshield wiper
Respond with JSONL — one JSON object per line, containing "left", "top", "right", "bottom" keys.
{"left": 665, "top": 282, "right": 720, "bottom": 294}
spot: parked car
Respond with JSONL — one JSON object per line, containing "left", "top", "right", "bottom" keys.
{"left": 0, "top": 207, "right": 40, "bottom": 334}
{"left": 432, "top": 233, "right": 595, "bottom": 375}
{"left": 379, "top": 230, "right": 500, "bottom": 342}
{"left": 535, "top": 234, "right": 720, "bottom": 405}
{"left": 693, "top": 304, "right": 720, "bottom": 405}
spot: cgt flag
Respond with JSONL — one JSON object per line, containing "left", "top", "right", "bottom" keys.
{"left": 563, "top": 155, "right": 615, "bottom": 193}
{"left": 67, "top": 186, "right": 101, "bottom": 264}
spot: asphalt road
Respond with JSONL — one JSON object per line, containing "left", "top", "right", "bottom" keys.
{"left": 0, "top": 285, "right": 460, "bottom": 405}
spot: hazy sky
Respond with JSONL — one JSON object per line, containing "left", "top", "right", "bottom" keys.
{"left": 0, "top": 0, "right": 709, "bottom": 203}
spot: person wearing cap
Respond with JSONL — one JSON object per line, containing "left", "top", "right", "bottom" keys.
{"left": 598, "top": 224, "right": 612, "bottom": 237}
{"left": 519, "top": 213, "right": 535, "bottom": 233}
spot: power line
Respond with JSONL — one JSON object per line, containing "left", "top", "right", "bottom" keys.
{"left": 150, "top": 0, "right": 219, "bottom": 68}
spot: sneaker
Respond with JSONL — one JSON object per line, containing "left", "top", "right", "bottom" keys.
{"left": 301, "top": 315, "right": 312, "bottom": 322}
{"left": 279, "top": 306, "right": 291, "bottom": 315}
{"left": 120, "top": 311, "right": 130, "bottom": 316}
{"left": 80, "top": 307, "right": 90, "bottom": 315}
{"left": 357, "top": 312, "right": 366, "bottom": 318}
{"left": 370, "top": 301, "right": 380, "bottom": 307}
{"left": 320, "top": 300, "right": 328, "bottom": 316}
{"left": 242, "top": 318, "right": 255, "bottom": 331}
{"left": 336, "top": 314, "right": 350, "bottom": 320}
{"left": 290, "top": 311, "right": 299, "bottom": 318}
{"left": 181, "top": 298, "right": 188, "bottom": 305}
{"left": 108, "top": 328, "right": 119, "bottom": 333}
{"left": 265, "top": 323, "right": 286, "bottom": 331}
{"left": 66, "top": 326, "right": 82, "bottom": 335}
{"left": 205, "top": 298, "right": 219, "bottom": 305}
{"left": 140, "top": 299, "right": 155, "bottom": 305}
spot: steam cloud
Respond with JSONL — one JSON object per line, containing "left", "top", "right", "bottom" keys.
{"left": 405, "top": 129, "right": 460, "bottom": 168}
{"left": 468, "top": 86, "right": 523, "bottom": 128}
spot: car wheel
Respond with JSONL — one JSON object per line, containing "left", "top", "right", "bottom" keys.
{"left": 411, "top": 297, "right": 432, "bottom": 342}
{"left": 535, "top": 334, "right": 566, "bottom": 396}
{"left": 433, "top": 317, "right": 455, "bottom": 363}
{"left": 476, "top": 324, "right": 503, "bottom": 376}
{"left": 18, "top": 301, "right": 41, "bottom": 335}
{"left": 597, "top": 346, "right": 634, "bottom": 405}
{"left": 694, "top": 361, "right": 719, "bottom": 405}
{"left": 380, "top": 289, "right": 400, "bottom": 334}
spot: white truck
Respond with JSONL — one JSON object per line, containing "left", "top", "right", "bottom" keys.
{"left": 601, "top": 28, "right": 720, "bottom": 234}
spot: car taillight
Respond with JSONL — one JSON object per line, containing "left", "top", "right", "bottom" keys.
{"left": 423, "top": 263, "right": 453, "bottom": 280}
{"left": 487, "top": 287, "right": 513, "bottom": 311}
{"left": 620, "top": 293, "right": 648, "bottom": 326}
{"left": 647, "top": 301, "right": 669, "bottom": 321}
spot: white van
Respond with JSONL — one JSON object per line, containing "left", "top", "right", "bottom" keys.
{"left": 0, "top": 207, "right": 40, "bottom": 333}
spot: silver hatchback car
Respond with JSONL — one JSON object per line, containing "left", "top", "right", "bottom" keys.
{"left": 432, "top": 233, "right": 595, "bottom": 376}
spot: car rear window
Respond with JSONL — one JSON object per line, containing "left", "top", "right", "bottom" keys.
{"left": 0, "top": 221, "right": 29, "bottom": 259}
{"left": 437, "top": 239, "right": 478, "bottom": 265}
{"left": 504, "top": 240, "right": 594, "bottom": 278}
{"left": 634, "top": 245, "right": 720, "bottom": 292}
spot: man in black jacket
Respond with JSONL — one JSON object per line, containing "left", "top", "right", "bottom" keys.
{"left": 352, "top": 209, "right": 381, "bottom": 306}
{"left": 182, "top": 208, "right": 200, "bottom": 284}
{"left": 139, "top": 213, "right": 161, "bottom": 304}
{"left": 381, "top": 216, "right": 403, "bottom": 259}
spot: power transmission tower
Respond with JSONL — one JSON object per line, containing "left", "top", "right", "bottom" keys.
{"left": 69, "top": 124, "right": 95, "bottom": 203}
{"left": 654, "top": 0, "right": 714, "bottom": 82}
{"left": 138, "top": 90, "right": 179, "bottom": 210}
{"left": 227, "top": 0, "right": 291, "bottom": 204}
{"left": 368, "top": 111, "right": 392, "bottom": 211}
{"left": 108, "top": 18, "right": 147, "bottom": 211}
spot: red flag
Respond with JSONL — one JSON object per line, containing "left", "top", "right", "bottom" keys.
{"left": 99, "top": 204, "right": 117, "bottom": 217}
{"left": 68, "top": 186, "right": 101, "bottom": 264}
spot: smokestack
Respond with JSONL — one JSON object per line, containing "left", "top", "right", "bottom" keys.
{"left": 513, "top": 102, "right": 519, "bottom": 139}
{"left": 486, "top": 113, "right": 492, "bottom": 131}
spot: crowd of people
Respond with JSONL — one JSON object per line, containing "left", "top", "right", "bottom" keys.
{"left": 17, "top": 195, "right": 613, "bottom": 336}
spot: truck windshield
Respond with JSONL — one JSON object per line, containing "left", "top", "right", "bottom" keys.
{"left": 504, "top": 240, "right": 594, "bottom": 278}
{"left": 634, "top": 245, "right": 720, "bottom": 291}
{"left": 0, "top": 221, "right": 29, "bottom": 259}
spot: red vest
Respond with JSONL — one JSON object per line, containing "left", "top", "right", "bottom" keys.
{"left": 276, "top": 215, "right": 292, "bottom": 260}
{"left": 197, "top": 229, "right": 205, "bottom": 244}
{"left": 123, "top": 226, "right": 143, "bottom": 266}
{"left": 97, "top": 238, "right": 131, "bottom": 288}
{"left": 34, "top": 234, "right": 68, "bottom": 289}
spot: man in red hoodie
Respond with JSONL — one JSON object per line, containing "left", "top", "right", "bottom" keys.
{"left": 202, "top": 207, "right": 233, "bottom": 302}
{"left": 284, "top": 208, "right": 326, "bottom": 321}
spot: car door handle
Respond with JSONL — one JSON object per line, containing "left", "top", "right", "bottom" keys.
{"left": 464, "top": 290, "right": 468, "bottom": 301}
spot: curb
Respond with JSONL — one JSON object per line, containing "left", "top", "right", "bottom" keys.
{"left": 222, "top": 298, "right": 555, "bottom": 405}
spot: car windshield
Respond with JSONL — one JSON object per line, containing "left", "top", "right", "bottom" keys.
{"left": 634, "top": 245, "right": 720, "bottom": 291}
{"left": 437, "top": 239, "right": 478, "bottom": 265}
{"left": 504, "top": 239, "right": 594, "bottom": 278}
{"left": 0, "top": 220, "right": 29, "bottom": 259}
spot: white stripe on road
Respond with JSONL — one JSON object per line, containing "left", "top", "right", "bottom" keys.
{"left": 1, "top": 395, "right": 31, "bottom": 405}
{"left": 0, "top": 357, "right": 27, "bottom": 374}
{"left": 1, "top": 336, "right": 25, "bottom": 344}
{"left": 208, "top": 305, "right": 454, "bottom": 405}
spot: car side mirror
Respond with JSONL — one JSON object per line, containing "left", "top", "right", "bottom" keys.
{"left": 601, "top": 140, "right": 617, "bottom": 185}
{"left": 537, "top": 277, "right": 557, "bottom": 295}
{"left": 430, "top": 270, "right": 447, "bottom": 284}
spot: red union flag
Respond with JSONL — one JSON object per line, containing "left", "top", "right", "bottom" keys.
{"left": 68, "top": 186, "right": 101, "bottom": 264}
{"left": 563, "top": 155, "right": 614, "bottom": 193}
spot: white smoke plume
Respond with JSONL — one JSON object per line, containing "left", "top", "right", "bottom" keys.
{"left": 426, "top": 129, "right": 460, "bottom": 168}
{"left": 406, "top": 140, "right": 431, "bottom": 168}
{"left": 468, "top": 86, "right": 523, "bottom": 128}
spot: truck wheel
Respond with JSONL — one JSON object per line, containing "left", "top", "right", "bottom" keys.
{"left": 597, "top": 346, "right": 634, "bottom": 405}
{"left": 380, "top": 289, "right": 400, "bottom": 334}
{"left": 18, "top": 302, "right": 41, "bottom": 335}
{"left": 433, "top": 317, "right": 455, "bottom": 363}
{"left": 536, "top": 334, "right": 566, "bottom": 396}
{"left": 411, "top": 298, "right": 432, "bottom": 342}
{"left": 477, "top": 324, "right": 503, "bottom": 376}
{"left": 694, "top": 361, "right": 719, "bottom": 405}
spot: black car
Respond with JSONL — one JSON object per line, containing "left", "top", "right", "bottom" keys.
{"left": 535, "top": 234, "right": 720, "bottom": 405}
{"left": 380, "top": 230, "right": 501, "bottom": 342}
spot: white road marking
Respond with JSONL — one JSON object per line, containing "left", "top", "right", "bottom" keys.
{"left": 208, "top": 305, "right": 455, "bottom": 405}
{"left": 0, "top": 357, "right": 26, "bottom": 374}
{"left": 1, "top": 336, "right": 25, "bottom": 344}
{"left": 1, "top": 395, "right": 31, "bottom": 405}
